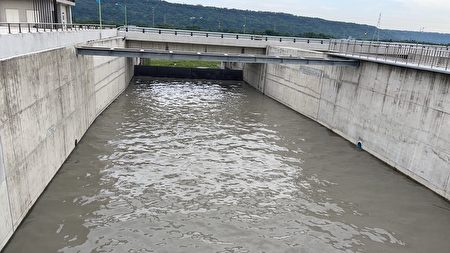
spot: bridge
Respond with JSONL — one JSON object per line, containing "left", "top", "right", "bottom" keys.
{"left": 76, "top": 46, "right": 359, "bottom": 66}
{"left": 74, "top": 26, "right": 450, "bottom": 73}
{"left": 76, "top": 26, "right": 356, "bottom": 66}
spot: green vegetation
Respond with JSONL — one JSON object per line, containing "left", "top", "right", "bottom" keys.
{"left": 74, "top": 0, "right": 450, "bottom": 44}
{"left": 143, "top": 59, "right": 221, "bottom": 69}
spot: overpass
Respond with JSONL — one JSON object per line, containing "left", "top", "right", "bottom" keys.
{"left": 76, "top": 26, "right": 357, "bottom": 66}
{"left": 76, "top": 46, "right": 359, "bottom": 66}
{"left": 119, "top": 26, "right": 331, "bottom": 52}
{"left": 76, "top": 27, "right": 450, "bottom": 73}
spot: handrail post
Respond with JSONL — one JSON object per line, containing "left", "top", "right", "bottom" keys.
{"left": 385, "top": 45, "right": 390, "bottom": 61}
{"left": 418, "top": 47, "right": 424, "bottom": 66}
{"left": 352, "top": 40, "right": 357, "bottom": 56}
{"left": 367, "top": 41, "right": 372, "bottom": 59}
{"left": 431, "top": 49, "right": 437, "bottom": 68}
{"left": 8, "top": 23, "right": 11, "bottom": 34}
{"left": 405, "top": 46, "right": 411, "bottom": 64}
{"left": 18, "top": 23, "right": 21, "bottom": 33}
{"left": 375, "top": 43, "right": 380, "bottom": 60}
{"left": 445, "top": 51, "right": 449, "bottom": 70}
{"left": 394, "top": 45, "right": 400, "bottom": 63}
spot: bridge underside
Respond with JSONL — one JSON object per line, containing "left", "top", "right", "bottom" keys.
{"left": 76, "top": 46, "right": 359, "bottom": 66}
{"left": 126, "top": 40, "right": 266, "bottom": 55}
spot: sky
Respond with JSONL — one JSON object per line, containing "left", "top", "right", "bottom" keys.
{"left": 166, "top": 0, "right": 450, "bottom": 33}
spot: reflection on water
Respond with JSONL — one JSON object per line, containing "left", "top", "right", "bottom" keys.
{"left": 4, "top": 79, "right": 450, "bottom": 253}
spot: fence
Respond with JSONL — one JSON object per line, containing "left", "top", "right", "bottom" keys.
{"left": 0, "top": 22, "right": 116, "bottom": 35}
{"left": 118, "top": 26, "right": 330, "bottom": 45}
{"left": 329, "top": 39, "right": 450, "bottom": 71}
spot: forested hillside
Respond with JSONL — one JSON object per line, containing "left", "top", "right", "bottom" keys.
{"left": 73, "top": 0, "right": 450, "bottom": 44}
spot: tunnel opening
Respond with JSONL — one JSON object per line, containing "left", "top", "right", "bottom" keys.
{"left": 134, "top": 59, "right": 243, "bottom": 81}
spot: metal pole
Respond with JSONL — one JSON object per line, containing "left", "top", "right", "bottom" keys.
{"left": 445, "top": 51, "right": 449, "bottom": 70}
{"left": 125, "top": 5, "right": 128, "bottom": 26}
{"left": 418, "top": 47, "right": 424, "bottom": 66}
{"left": 98, "top": 0, "right": 103, "bottom": 29}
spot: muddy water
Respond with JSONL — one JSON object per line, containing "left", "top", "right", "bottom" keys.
{"left": 3, "top": 79, "right": 450, "bottom": 253}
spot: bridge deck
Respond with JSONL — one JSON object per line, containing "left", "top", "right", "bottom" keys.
{"left": 76, "top": 46, "right": 359, "bottom": 66}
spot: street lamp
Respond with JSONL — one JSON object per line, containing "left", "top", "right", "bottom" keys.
{"left": 115, "top": 1, "right": 128, "bottom": 26}
{"left": 190, "top": 16, "right": 202, "bottom": 29}
{"left": 190, "top": 17, "right": 195, "bottom": 28}
{"left": 96, "top": 0, "right": 102, "bottom": 29}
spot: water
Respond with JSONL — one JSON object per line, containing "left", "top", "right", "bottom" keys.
{"left": 4, "top": 78, "right": 450, "bottom": 253}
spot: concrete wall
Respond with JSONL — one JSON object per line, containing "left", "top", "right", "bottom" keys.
{"left": 0, "top": 37, "right": 135, "bottom": 250}
{"left": 244, "top": 46, "right": 450, "bottom": 200}
{"left": 0, "top": 29, "right": 118, "bottom": 60}
{"left": 127, "top": 40, "right": 266, "bottom": 55}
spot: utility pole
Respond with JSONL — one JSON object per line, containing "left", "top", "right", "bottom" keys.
{"left": 218, "top": 20, "right": 221, "bottom": 31}
{"left": 190, "top": 17, "right": 195, "bottom": 29}
{"left": 97, "top": 0, "right": 103, "bottom": 29}
{"left": 124, "top": 0, "right": 128, "bottom": 26}
{"left": 115, "top": 1, "right": 128, "bottom": 26}
{"left": 417, "top": 27, "right": 425, "bottom": 45}
{"left": 243, "top": 16, "right": 247, "bottom": 33}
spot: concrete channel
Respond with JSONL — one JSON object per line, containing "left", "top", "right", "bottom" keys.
{"left": 0, "top": 28, "right": 449, "bottom": 252}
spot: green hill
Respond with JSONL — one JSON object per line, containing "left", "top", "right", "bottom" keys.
{"left": 73, "top": 0, "right": 450, "bottom": 44}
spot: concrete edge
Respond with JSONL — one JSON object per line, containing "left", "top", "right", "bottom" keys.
{"left": 329, "top": 53, "right": 450, "bottom": 76}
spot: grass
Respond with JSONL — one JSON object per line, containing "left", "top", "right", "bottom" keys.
{"left": 143, "top": 59, "right": 221, "bottom": 69}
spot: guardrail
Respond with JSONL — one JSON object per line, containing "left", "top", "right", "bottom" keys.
{"left": 118, "top": 26, "right": 330, "bottom": 45}
{"left": 329, "top": 39, "right": 450, "bottom": 71}
{"left": 0, "top": 22, "right": 116, "bottom": 35}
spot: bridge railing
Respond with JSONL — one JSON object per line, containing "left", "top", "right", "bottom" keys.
{"left": 0, "top": 22, "right": 116, "bottom": 35}
{"left": 329, "top": 39, "right": 450, "bottom": 71}
{"left": 118, "top": 26, "right": 330, "bottom": 45}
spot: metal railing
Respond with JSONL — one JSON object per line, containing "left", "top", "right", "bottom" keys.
{"left": 329, "top": 39, "right": 450, "bottom": 71}
{"left": 0, "top": 22, "right": 116, "bottom": 35}
{"left": 118, "top": 26, "right": 330, "bottom": 45}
